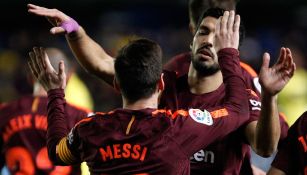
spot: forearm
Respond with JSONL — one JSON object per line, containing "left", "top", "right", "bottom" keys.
{"left": 47, "top": 89, "right": 69, "bottom": 164}
{"left": 255, "top": 92, "right": 280, "bottom": 157}
{"left": 66, "top": 27, "right": 115, "bottom": 85}
{"left": 218, "top": 48, "right": 248, "bottom": 115}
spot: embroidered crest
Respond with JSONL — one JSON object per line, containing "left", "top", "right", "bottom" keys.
{"left": 188, "top": 109, "right": 213, "bottom": 126}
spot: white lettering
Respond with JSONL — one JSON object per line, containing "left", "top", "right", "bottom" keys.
{"left": 190, "top": 149, "right": 215, "bottom": 163}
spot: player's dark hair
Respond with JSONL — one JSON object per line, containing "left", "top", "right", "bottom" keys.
{"left": 196, "top": 7, "right": 245, "bottom": 46}
{"left": 46, "top": 48, "right": 72, "bottom": 75}
{"left": 115, "top": 38, "right": 162, "bottom": 103}
{"left": 189, "top": 0, "right": 238, "bottom": 28}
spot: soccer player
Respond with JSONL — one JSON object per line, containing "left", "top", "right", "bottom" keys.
{"left": 163, "top": 0, "right": 289, "bottom": 174}
{"left": 267, "top": 111, "right": 307, "bottom": 175}
{"left": 164, "top": 0, "right": 238, "bottom": 77}
{"left": 28, "top": 5, "right": 295, "bottom": 174}
{"left": 0, "top": 48, "right": 90, "bottom": 175}
{"left": 28, "top": 13, "right": 251, "bottom": 173}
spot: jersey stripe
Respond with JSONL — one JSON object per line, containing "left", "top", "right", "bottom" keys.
{"left": 210, "top": 108, "right": 229, "bottom": 118}
{"left": 126, "top": 115, "right": 136, "bottom": 135}
{"left": 240, "top": 62, "right": 258, "bottom": 77}
{"left": 31, "top": 97, "right": 39, "bottom": 112}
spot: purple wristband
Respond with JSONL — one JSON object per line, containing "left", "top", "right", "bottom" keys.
{"left": 60, "top": 18, "right": 80, "bottom": 34}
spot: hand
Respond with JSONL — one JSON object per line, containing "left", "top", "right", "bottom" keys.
{"left": 27, "top": 4, "right": 77, "bottom": 35}
{"left": 28, "top": 47, "right": 67, "bottom": 91}
{"left": 215, "top": 10, "right": 240, "bottom": 52}
{"left": 259, "top": 47, "right": 296, "bottom": 96}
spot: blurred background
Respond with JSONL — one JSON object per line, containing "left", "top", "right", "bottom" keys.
{"left": 0, "top": 0, "right": 306, "bottom": 125}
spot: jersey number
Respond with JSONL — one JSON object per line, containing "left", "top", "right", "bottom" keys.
{"left": 6, "top": 146, "right": 71, "bottom": 175}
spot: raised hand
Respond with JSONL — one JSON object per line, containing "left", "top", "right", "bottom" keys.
{"left": 259, "top": 47, "right": 296, "bottom": 96}
{"left": 28, "top": 47, "right": 67, "bottom": 91}
{"left": 27, "top": 4, "right": 79, "bottom": 35}
{"left": 215, "top": 10, "right": 240, "bottom": 52}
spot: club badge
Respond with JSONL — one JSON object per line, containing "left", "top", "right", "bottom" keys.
{"left": 189, "top": 108, "right": 213, "bottom": 126}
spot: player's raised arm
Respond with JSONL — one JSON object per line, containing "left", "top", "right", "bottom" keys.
{"left": 27, "top": 4, "right": 115, "bottom": 85}
{"left": 245, "top": 47, "right": 296, "bottom": 157}
{"left": 28, "top": 47, "right": 76, "bottom": 164}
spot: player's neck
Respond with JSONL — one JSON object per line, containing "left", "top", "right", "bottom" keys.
{"left": 33, "top": 83, "right": 47, "bottom": 97}
{"left": 188, "top": 70, "right": 223, "bottom": 95}
{"left": 122, "top": 93, "right": 159, "bottom": 110}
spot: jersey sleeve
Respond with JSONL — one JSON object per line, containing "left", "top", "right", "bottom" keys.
{"left": 163, "top": 52, "right": 191, "bottom": 77}
{"left": 55, "top": 124, "right": 84, "bottom": 165}
{"left": 172, "top": 48, "right": 250, "bottom": 156}
{"left": 47, "top": 89, "right": 75, "bottom": 165}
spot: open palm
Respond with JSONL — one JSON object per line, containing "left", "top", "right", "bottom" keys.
{"left": 28, "top": 47, "right": 67, "bottom": 91}
{"left": 28, "top": 4, "right": 71, "bottom": 34}
{"left": 259, "top": 47, "right": 296, "bottom": 96}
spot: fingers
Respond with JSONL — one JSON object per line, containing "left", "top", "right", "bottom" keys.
{"left": 58, "top": 60, "right": 66, "bottom": 77}
{"left": 277, "top": 47, "right": 286, "bottom": 64}
{"left": 28, "top": 59, "right": 38, "bottom": 79}
{"left": 27, "top": 4, "right": 46, "bottom": 11}
{"left": 286, "top": 48, "right": 296, "bottom": 76}
{"left": 233, "top": 15, "right": 240, "bottom": 33}
{"left": 220, "top": 11, "right": 229, "bottom": 35}
{"left": 284, "top": 48, "right": 295, "bottom": 76}
{"left": 227, "top": 11, "right": 235, "bottom": 32}
{"left": 33, "top": 47, "right": 45, "bottom": 72}
{"left": 261, "top": 52, "right": 271, "bottom": 70}
{"left": 50, "top": 26, "right": 66, "bottom": 35}
{"left": 40, "top": 47, "right": 54, "bottom": 73}
{"left": 220, "top": 11, "right": 238, "bottom": 33}
{"left": 28, "top": 5, "right": 70, "bottom": 23}
{"left": 216, "top": 17, "right": 221, "bottom": 36}
{"left": 29, "top": 51, "right": 41, "bottom": 76}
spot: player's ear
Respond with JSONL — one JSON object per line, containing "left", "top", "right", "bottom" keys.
{"left": 189, "top": 22, "right": 196, "bottom": 35}
{"left": 158, "top": 73, "right": 165, "bottom": 92}
{"left": 113, "top": 77, "right": 121, "bottom": 92}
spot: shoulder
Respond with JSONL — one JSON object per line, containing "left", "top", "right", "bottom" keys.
{"left": 240, "top": 62, "right": 261, "bottom": 94}
{"left": 73, "top": 111, "right": 114, "bottom": 127}
{"left": 240, "top": 62, "right": 258, "bottom": 78}
{"left": 291, "top": 111, "right": 307, "bottom": 131}
{"left": 168, "top": 52, "right": 191, "bottom": 62}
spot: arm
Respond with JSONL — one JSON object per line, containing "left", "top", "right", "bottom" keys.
{"left": 28, "top": 47, "right": 77, "bottom": 164}
{"left": 27, "top": 4, "right": 115, "bottom": 85}
{"left": 245, "top": 48, "right": 296, "bottom": 157}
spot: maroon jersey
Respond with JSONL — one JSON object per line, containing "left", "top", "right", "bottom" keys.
{"left": 161, "top": 50, "right": 288, "bottom": 174}
{"left": 46, "top": 48, "right": 249, "bottom": 174}
{"left": 271, "top": 111, "right": 307, "bottom": 174}
{"left": 0, "top": 95, "right": 89, "bottom": 175}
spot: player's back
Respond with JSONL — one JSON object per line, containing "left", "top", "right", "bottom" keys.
{"left": 271, "top": 111, "right": 307, "bottom": 174}
{"left": 0, "top": 95, "right": 87, "bottom": 175}
{"left": 69, "top": 108, "right": 191, "bottom": 175}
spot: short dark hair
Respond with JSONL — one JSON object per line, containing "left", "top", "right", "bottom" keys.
{"left": 46, "top": 48, "right": 72, "bottom": 75}
{"left": 196, "top": 7, "right": 245, "bottom": 46}
{"left": 189, "top": 0, "right": 238, "bottom": 27}
{"left": 114, "top": 38, "right": 162, "bottom": 103}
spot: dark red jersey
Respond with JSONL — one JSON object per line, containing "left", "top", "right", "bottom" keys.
{"left": 0, "top": 95, "right": 89, "bottom": 175}
{"left": 161, "top": 50, "right": 289, "bottom": 174}
{"left": 271, "top": 111, "right": 307, "bottom": 174}
{"left": 46, "top": 48, "right": 249, "bottom": 175}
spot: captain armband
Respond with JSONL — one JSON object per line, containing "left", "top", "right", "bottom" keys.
{"left": 56, "top": 137, "right": 78, "bottom": 165}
